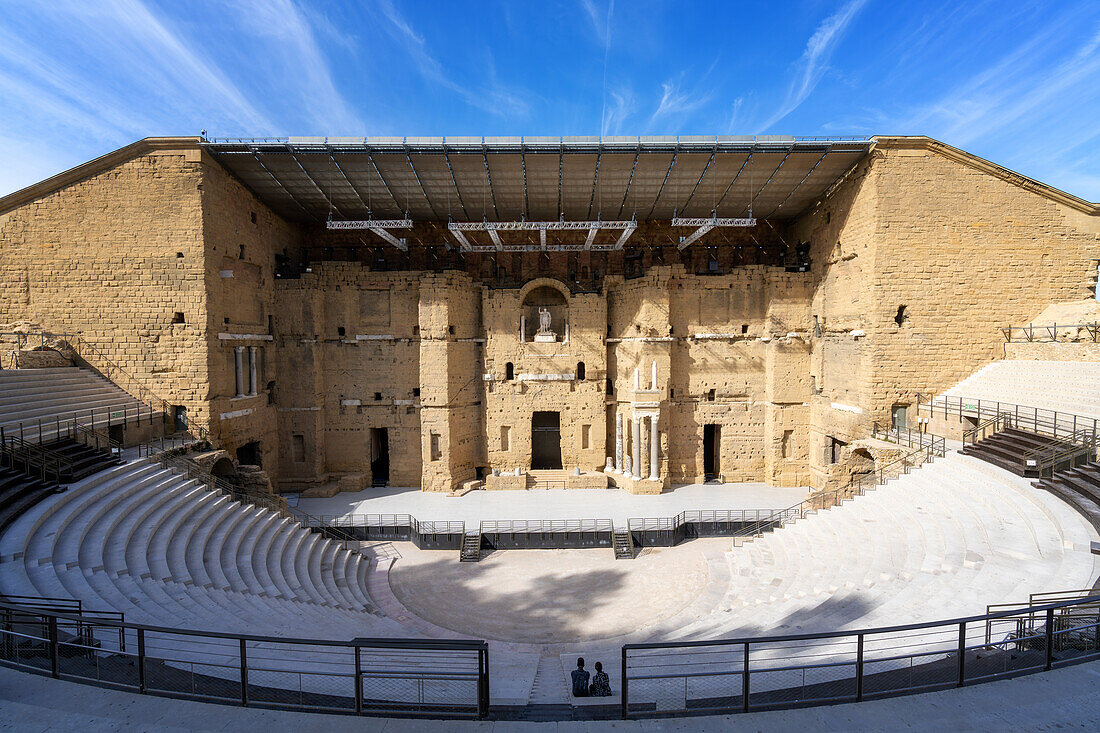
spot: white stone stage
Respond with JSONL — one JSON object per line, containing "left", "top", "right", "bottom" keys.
{"left": 292, "top": 481, "right": 810, "bottom": 524}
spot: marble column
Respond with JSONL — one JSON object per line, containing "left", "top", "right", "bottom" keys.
{"left": 615, "top": 412, "right": 624, "bottom": 473}
{"left": 632, "top": 415, "right": 642, "bottom": 479}
{"left": 233, "top": 346, "right": 246, "bottom": 397}
{"left": 649, "top": 415, "right": 659, "bottom": 481}
{"left": 248, "top": 346, "right": 258, "bottom": 396}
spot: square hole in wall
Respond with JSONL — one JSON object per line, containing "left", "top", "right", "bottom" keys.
{"left": 337, "top": 326, "right": 346, "bottom": 337}
{"left": 171, "top": 312, "right": 185, "bottom": 324}
{"left": 176, "top": 252, "right": 184, "bottom": 258}
{"left": 374, "top": 392, "right": 382, "bottom": 401}
{"left": 250, "top": 211, "right": 257, "bottom": 224}
{"left": 413, "top": 388, "right": 420, "bottom": 397}
{"left": 741, "top": 324, "right": 748, "bottom": 334}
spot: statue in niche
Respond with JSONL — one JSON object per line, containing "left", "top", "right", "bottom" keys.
{"left": 538, "top": 307, "right": 552, "bottom": 334}
{"left": 534, "top": 306, "right": 557, "bottom": 342}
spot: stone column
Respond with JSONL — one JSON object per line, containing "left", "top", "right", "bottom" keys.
{"left": 651, "top": 361, "right": 658, "bottom": 390}
{"left": 632, "top": 415, "right": 642, "bottom": 479}
{"left": 649, "top": 415, "right": 659, "bottom": 481}
{"left": 633, "top": 367, "right": 639, "bottom": 391}
{"left": 248, "top": 346, "right": 258, "bottom": 396}
{"left": 615, "top": 412, "right": 624, "bottom": 473}
{"left": 520, "top": 315, "right": 526, "bottom": 342}
{"left": 234, "top": 346, "right": 245, "bottom": 397}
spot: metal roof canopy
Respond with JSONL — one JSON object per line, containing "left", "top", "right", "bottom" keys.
{"left": 203, "top": 136, "right": 871, "bottom": 225}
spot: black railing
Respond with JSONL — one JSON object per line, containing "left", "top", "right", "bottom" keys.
{"left": 1002, "top": 323, "right": 1100, "bottom": 343}
{"left": 945, "top": 399, "right": 1099, "bottom": 477}
{"left": 627, "top": 511, "right": 772, "bottom": 548}
{"left": 725, "top": 440, "right": 945, "bottom": 546}
{"left": 0, "top": 599, "right": 489, "bottom": 718}
{"left": 918, "top": 394, "right": 1099, "bottom": 444}
{"left": 0, "top": 429, "right": 72, "bottom": 486}
{"left": 301, "top": 513, "right": 466, "bottom": 550}
{"left": 871, "top": 423, "right": 946, "bottom": 454}
{"left": 621, "top": 594, "right": 1100, "bottom": 718}
{"left": 2, "top": 330, "right": 209, "bottom": 447}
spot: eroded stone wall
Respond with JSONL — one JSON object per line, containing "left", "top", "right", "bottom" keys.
{"left": 0, "top": 147, "right": 212, "bottom": 426}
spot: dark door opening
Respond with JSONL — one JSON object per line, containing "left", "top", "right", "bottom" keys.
{"left": 703, "top": 424, "right": 721, "bottom": 480}
{"left": 370, "top": 428, "right": 390, "bottom": 486}
{"left": 531, "top": 411, "right": 562, "bottom": 470}
{"left": 891, "top": 404, "right": 908, "bottom": 431}
{"left": 236, "top": 441, "right": 261, "bottom": 467}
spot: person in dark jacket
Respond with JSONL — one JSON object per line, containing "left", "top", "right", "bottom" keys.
{"left": 571, "top": 657, "right": 590, "bottom": 696}
{"left": 589, "top": 661, "right": 612, "bottom": 696}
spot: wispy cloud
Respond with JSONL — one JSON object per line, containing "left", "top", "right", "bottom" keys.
{"left": 232, "top": 0, "right": 364, "bottom": 133}
{"left": 908, "top": 23, "right": 1100, "bottom": 145}
{"left": 602, "top": 86, "right": 636, "bottom": 135}
{"left": 758, "top": 0, "right": 870, "bottom": 131}
{"left": 375, "top": 0, "right": 529, "bottom": 118}
{"left": 75, "top": 0, "right": 275, "bottom": 133}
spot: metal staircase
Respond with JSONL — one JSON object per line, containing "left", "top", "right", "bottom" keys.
{"left": 612, "top": 527, "right": 634, "bottom": 559}
{"left": 460, "top": 526, "right": 483, "bottom": 562}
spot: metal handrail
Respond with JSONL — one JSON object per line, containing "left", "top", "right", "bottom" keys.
{"left": 622, "top": 593, "right": 1100, "bottom": 719}
{"left": 918, "top": 393, "right": 1099, "bottom": 443}
{"left": 0, "top": 598, "right": 490, "bottom": 719}
{"left": 2, "top": 330, "right": 208, "bottom": 444}
{"left": 727, "top": 440, "right": 944, "bottom": 544}
{"left": 1002, "top": 322, "right": 1100, "bottom": 343}
{"left": 871, "top": 422, "right": 945, "bottom": 454}
{"left": 0, "top": 430, "right": 70, "bottom": 486}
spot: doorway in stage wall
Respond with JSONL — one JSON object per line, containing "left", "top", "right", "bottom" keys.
{"left": 703, "top": 424, "right": 721, "bottom": 481}
{"left": 531, "top": 411, "right": 563, "bottom": 470}
{"left": 370, "top": 428, "right": 390, "bottom": 486}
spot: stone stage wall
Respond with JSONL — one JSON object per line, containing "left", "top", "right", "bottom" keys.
{"left": 1, "top": 137, "right": 1096, "bottom": 491}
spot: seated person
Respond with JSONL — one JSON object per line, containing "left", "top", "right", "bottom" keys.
{"left": 571, "top": 657, "right": 590, "bottom": 697}
{"left": 589, "top": 661, "right": 612, "bottom": 697}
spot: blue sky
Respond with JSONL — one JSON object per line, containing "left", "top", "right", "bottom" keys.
{"left": 2, "top": 0, "right": 1098, "bottom": 200}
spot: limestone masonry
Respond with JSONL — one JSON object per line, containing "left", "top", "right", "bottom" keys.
{"left": 1, "top": 136, "right": 1096, "bottom": 493}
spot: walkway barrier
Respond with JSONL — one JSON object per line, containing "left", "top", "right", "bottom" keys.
{"left": 302, "top": 514, "right": 466, "bottom": 550}
{"left": 628, "top": 510, "right": 770, "bottom": 548}
{"left": 480, "top": 518, "right": 612, "bottom": 550}
{"left": 0, "top": 599, "right": 490, "bottom": 719}
{"left": 1001, "top": 323, "right": 1100, "bottom": 343}
{"left": 621, "top": 595, "right": 1100, "bottom": 718}
{"left": 917, "top": 394, "right": 1099, "bottom": 443}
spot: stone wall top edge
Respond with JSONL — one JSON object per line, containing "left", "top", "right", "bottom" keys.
{"left": 871, "top": 136, "right": 1099, "bottom": 215}
{"left": 0, "top": 136, "right": 203, "bottom": 215}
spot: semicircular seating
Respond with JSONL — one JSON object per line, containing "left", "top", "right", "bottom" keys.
{"left": 0, "top": 450, "right": 1097, "bottom": 705}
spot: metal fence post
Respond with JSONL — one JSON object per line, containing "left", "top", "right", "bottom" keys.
{"left": 956, "top": 622, "right": 966, "bottom": 686}
{"left": 240, "top": 638, "right": 248, "bottom": 706}
{"left": 1045, "top": 608, "right": 1055, "bottom": 670}
{"left": 856, "top": 633, "right": 865, "bottom": 701}
{"left": 620, "top": 646, "right": 629, "bottom": 718}
{"left": 48, "top": 615, "right": 60, "bottom": 679}
{"left": 137, "top": 629, "right": 146, "bottom": 693}
{"left": 742, "top": 642, "right": 750, "bottom": 713}
{"left": 353, "top": 645, "right": 362, "bottom": 715}
{"left": 480, "top": 646, "right": 490, "bottom": 720}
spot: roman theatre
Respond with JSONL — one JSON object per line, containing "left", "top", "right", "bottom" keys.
{"left": 0, "top": 134, "right": 1099, "bottom": 721}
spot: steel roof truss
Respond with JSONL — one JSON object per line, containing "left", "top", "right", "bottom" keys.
{"left": 673, "top": 216, "right": 757, "bottom": 250}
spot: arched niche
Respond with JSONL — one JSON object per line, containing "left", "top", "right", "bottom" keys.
{"left": 210, "top": 456, "right": 238, "bottom": 478}
{"left": 520, "top": 279, "right": 569, "bottom": 342}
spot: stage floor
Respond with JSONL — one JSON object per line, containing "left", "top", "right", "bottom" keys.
{"left": 293, "top": 481, "right": 808, "bottom": 524}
